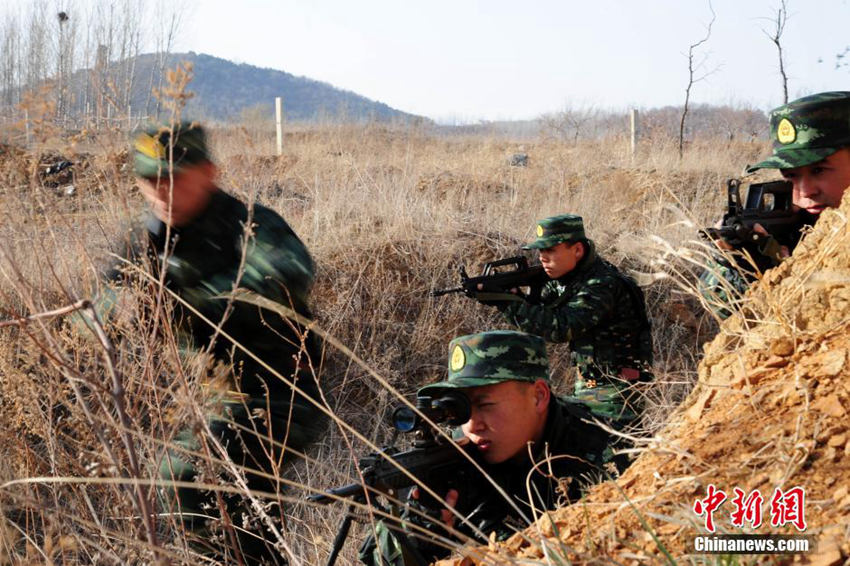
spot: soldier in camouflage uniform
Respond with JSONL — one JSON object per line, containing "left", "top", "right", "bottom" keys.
{"left": 359, "top": 330, "right": 611, "bottom": 566}
{"left": 111, "top": 122, "right": 326, "bottom": 564}
{"left": 700, "top": 91, "right": 850, "bottom": 317}
{"left": 474, "top": 214, "right": 653, "bottom": 432}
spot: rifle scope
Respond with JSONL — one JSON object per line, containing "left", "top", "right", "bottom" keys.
{"left": 391, "top": 391, "right": 471, "bottom": 433}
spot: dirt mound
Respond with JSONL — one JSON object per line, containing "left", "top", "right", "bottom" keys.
{"left": 439, "top": 194, "right": 850, "bottom": 565}
{"left": 415, "top": 171, "right": 513, "bottom": 200}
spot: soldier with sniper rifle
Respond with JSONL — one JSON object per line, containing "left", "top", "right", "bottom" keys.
{"left": 310, "top": 330, "right": 612, "bottom": 566}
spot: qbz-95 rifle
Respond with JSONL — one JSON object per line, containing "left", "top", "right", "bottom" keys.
{"left": 308, "top": 392, "right": 472, "bottom": 566}
{"left": 432, "top": 256, "right": 547, "bottom": 301}
{"left": 701, "top": 179, "right": 800, "bottom": 271}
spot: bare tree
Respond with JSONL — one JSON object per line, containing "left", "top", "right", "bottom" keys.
{"left": 0, "top": 0, "right": 187, "bottom": 127}
{"left": 763, "top": 0, "right": 789, "bottom": 104}
{"left": 679, "top": 1, "right": 716, "bottom": 159}
{"left": 23, "top": 1, "right": 49, "bottom": 90}
{"left": 541, "top": 102, "right": 601, "bottom": 145}
{"left": 0, "top": 12, "right": 21, "bottom": 107}
{"left": 146, "top": 0, "right": 186, "bottom": 119}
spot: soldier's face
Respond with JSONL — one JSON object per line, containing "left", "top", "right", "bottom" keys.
{"left": 460, "top": 380, "right": 549, "bottom": 464}
{"left": 538, "top": 241, "right": 584, "bottom": 279}
{"left": 138, "top": 161, "right": 218, "bottom": 226}
{"left": 781, "top": 148, "right": 850, "bottom": 215}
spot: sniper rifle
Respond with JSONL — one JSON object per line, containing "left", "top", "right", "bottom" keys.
{"left": 308, "top": 392, "right": 472, "bottom": 566}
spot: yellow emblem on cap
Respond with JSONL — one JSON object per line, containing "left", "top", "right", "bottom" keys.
{"left": 776, "top": 118, "right": 796, "bottom": 144}
{"left": 134, "top": 133, "right": 166, "bottom": 160}
{"left": 536, "top": 224, "right": 544, "bottom": 237}
{"left": 450, "top": 345, "right": 466, "bottom": 372}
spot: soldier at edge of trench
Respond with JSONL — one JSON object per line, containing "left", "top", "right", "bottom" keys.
{"left": 699, "top": 91, "right": 850, "bottom": 318}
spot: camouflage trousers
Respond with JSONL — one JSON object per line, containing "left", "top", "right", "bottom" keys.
{"left": 159, "top": 396, "right": 326, "bottom": 565}
{"left": 571, "top": 364, "right": 653, "bottom": 474}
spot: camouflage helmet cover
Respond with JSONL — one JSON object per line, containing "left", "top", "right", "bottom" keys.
{"left": 418, "top": 330, "right": 549, "bottom": 397}
{"left": 523, "top": 214, "right": 586, "bottom": 250}
{"left": 747, "top": 91, "right": 850, "bottom": 173}
{"left": 133, "top": 121, "right": 211, "bottom": 178}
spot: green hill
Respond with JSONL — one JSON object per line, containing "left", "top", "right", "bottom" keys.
{"left": 81, "top": 51, "right": 425, "bottom": 123}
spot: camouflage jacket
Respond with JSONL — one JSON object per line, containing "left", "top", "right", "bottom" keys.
{"left": 107, "top": 189, "right": 320, "bottom": 402}
{"left": 497, "top": 242, "right": 653, "bottom": 382}
{"left": 698, "top": 213, "right": 814, "bottom": 319}
{"left": 359, "top": 396, "right": 610, "bottom": 565}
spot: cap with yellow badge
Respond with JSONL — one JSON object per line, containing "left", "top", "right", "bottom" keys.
{"left": 417, "top": 330, "right": 549, "bottom": 397}
{"left": 747, "top": 91, "right": 850, "bottom": 173}
{"left": 522, "top": 214, "right": 586, "bottom": 250}
{"left": 132, "top": 121, "right": 210, "bottom": 178}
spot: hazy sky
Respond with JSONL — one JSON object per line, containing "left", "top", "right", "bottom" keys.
{"left": 7, "top": 0, "right": 847, "bottom": 122}
{"left": 179, "top": 0, "right": 849, "bottom": 122}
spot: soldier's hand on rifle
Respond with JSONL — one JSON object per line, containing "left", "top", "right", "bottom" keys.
{"left": 752, "top": 223, "right": 790, "bottom": 259}
{"left": 710, "top": 220, "right": 789, "bottom": 259}
{"left": 710, "top": 218, "right": 735, "bottom": 251}
{"left": 411, "top": 487, "right": 459, "bottom": 528}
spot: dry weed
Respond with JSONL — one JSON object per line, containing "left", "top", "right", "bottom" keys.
{"left": 0, "top": 110, "right": 766, "bottom": 564}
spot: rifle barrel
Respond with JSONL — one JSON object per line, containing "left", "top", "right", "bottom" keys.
{"left": 307, "top": 482, "right": 367, "bottom": 504}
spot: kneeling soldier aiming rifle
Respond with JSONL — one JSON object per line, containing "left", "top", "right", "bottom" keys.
{"left": 312, "top": 330, "right": 612, "bottom": 566}
{"left": 435, "top": 215, "right": 654, "bottom": 448}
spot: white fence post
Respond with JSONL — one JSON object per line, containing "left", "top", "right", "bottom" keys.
{"left": 630, "top": 109, "right": 639, "bottom": 159}
{"left": 275, "top": 97, "right": 284, "bottom": 156}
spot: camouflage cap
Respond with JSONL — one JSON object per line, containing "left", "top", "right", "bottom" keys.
{"left": 418, "top": 330, "right": 549, "bottom": 397}
{"left": 522, "top": 214, "right": 585, "bottom": 250}
{"left": 747, "top": 91, "right": 850, "bottom": 173}
{"left": 132, "top": 121, "right": 210, "bottom": 178}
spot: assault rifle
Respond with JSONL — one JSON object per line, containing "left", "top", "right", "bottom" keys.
{"left": 701, "top": 179, "right": 800, "bottom": 270}
{"left": 308, "top": 392, "right": 472, "bottom": 566}
{"left": 432, "top": 256, "right": 548, "bottom": 301}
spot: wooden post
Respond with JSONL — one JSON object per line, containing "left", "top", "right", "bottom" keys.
{"left": 630, "top": 109, "right": 639, "bottom": 159}
{"left": 24, "top": 110, "right": 30, "bottom": 145}
{"left": 275, "top": 97, "right": 284, "bottom": 156}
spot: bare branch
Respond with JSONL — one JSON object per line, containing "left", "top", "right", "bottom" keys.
{"left": 0, "top": 299, "right": 89, "bottom": 328}
{"left": 679, "top": 0, "right": 716, "bottom": 159}
{"left": 762, "top": 0, "right": 790, "bottom": 103}
{"left": 835, "top": 46, "right": 848, "bottom": 70}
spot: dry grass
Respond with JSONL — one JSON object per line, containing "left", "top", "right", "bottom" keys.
{"left": 0, "top": 109, "right": 770, "bottom": 564}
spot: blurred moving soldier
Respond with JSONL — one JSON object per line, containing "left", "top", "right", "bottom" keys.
{"left": 360, "top": 330, "right": 611, "bottom": 566}
{"left": 108, "top": 121, "right": 326, "bottom": 564}
{"left": 473, "top": 214, "right": 654, "bottom": 437}
{"left": 700, "top": 91, "right": 850, "bottom": 316}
